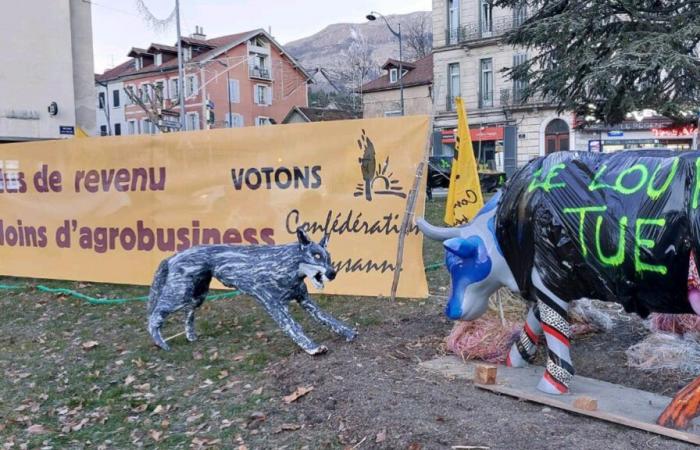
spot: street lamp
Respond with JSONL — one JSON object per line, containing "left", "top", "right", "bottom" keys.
{"left": 367, "top": 11, "right": 404, "bottom": 116}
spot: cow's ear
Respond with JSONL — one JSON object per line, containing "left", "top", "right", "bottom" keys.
{"left": 444, "top": 237, "right": 479, "bottom": 258}
{"left": 297, "top": 227, "right": 311, "bottom": 246}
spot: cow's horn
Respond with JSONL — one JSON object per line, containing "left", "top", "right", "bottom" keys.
{"left": 415, "top": 217, "right": 462, "bottom": 241}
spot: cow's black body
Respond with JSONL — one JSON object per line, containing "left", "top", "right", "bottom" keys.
{"left": 496, "top": 149, "right": 698, "bottom": 317}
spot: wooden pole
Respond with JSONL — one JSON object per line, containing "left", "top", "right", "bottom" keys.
{"left": 390, "top": 118, "right": 434, "bottom": 300}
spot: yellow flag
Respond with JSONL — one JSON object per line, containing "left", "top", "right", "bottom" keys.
{"left": 444, "top": 97, "right": 484, "bottom": 225}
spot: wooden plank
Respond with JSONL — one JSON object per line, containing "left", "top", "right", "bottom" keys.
{"left": 420, "top": 356, "right": 700, "bottom": 446}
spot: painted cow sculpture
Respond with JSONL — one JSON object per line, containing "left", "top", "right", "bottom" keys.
{"left": 418, "top": 150, "right": 700, "bottom": 427}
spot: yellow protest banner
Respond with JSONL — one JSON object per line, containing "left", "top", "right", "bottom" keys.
{"left": 0, "top": 116, "right": 429, "bottom": 298}
{"left": 444, "top": 97, "right": 484, "bottom": 225}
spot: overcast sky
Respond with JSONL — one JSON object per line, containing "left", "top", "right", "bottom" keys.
{"left": 91, "top": 0, "right": 430, "bottom": 73}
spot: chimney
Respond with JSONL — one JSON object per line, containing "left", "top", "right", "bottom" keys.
{"left": 191, "top": 25, "right": 206, "bottom": 40}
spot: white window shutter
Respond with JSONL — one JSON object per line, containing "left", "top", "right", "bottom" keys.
{"left": 266, "top": 86, "right": 272, "bottom": 105}
{"left": 229, "top": 79, "right": 240, "bottom": 103}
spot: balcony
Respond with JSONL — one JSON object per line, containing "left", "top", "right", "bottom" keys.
{"left": 249, "top": 66, "right": 271, "bottom": 80}
{"left": 440, "top": 89, "right": 550, "bottom": 114}
{"left": 445, "top": 14, "right": 529, "bottom": 46}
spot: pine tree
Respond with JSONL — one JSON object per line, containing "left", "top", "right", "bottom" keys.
{"left": 495, "top": 0, "right": 700, "bottom": 125}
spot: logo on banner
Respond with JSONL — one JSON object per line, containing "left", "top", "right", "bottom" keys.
{"left": 354, "top": 129, "right": 406, "bottom": 201}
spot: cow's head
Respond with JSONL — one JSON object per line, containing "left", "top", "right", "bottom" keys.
{"left": 417, "top": 192, "right": 518, "bottom": 320}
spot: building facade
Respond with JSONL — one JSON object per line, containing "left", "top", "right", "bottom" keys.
{"left": 0, "top": 0, "right": 95, "bottom": 142}
{"left": 432, "top": 0, "right": 575, "bottom": 169}
{"left": 432, "top": 0, "right": 696, "bottom": 167}
{"left": 361, "top": 56, "right": 433, "bottom": 118}
{"left": 94, "top": 28, "right": 311, "bottom": 135}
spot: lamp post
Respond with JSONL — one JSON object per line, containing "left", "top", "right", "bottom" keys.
{"left": 366, "top": 11, "right": 404, "bottom": 116}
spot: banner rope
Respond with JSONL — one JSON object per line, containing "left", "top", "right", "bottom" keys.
{"left": 0, "top": 263, "right": 443, "bottom": 305}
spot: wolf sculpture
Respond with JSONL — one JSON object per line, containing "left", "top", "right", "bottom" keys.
{"left": 147, "top": 228, "right": 357, "bottom": 354}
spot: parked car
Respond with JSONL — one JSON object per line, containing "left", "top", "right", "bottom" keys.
{"left": 427, "top": 156, "right": 506, "bottom": 194}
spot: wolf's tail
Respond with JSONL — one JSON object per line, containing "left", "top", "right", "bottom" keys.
{"left": 147, "top": 259, "right": 169, "bottom": 315}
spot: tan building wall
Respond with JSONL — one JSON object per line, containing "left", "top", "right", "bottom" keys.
{"left": 0, "top": 0, "right": 95, "bottom": 141}
{"left": 362, "top": 85, "right": 432, "bottom": 118}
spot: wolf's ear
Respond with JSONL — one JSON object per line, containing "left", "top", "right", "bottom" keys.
{"left": 296, "top": 227, "right": 311, "bottom": 246}
{"left": 319, "top": 233, "right": 330, "bottom": 248}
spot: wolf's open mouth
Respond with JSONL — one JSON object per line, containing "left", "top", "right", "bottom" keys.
{"left": 313, "top": 272, "right": 324, "bottom": 288}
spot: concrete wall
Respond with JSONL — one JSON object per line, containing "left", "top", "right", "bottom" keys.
{"left": 0, "top": 0, "right": 94, "bottom": 141}
{"left": 362, "top": 85, "right": 432, "bottom": 118}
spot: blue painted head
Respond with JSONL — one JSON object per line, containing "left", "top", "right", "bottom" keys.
{"left": 444, "top": 236, "right": 492, "bottom": 319}
{"left": 417, "top": 191, "right": 519, "bottom": 321}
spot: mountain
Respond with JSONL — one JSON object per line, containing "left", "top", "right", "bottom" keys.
{"left": 284, "top": 11, "right": 431, "bottom": 93}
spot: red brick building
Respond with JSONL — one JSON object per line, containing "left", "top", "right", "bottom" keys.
{"left": 95, "top": 28, "right": 311, "bottom": 135}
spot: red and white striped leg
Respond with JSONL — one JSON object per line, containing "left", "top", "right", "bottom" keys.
{"left": 507, "top": 304, "right": 543, "bottom": 368}
{"left": 532, "top": 270, "right": 574, "bottom": 395}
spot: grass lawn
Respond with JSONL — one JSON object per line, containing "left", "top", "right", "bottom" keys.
{"left": 0, "top": 198, "right": 449, "bottom": 449}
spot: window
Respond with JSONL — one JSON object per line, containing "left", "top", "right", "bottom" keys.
{"left": 250, "top": 54, "right": 270, "bottom": 79}
{"left": 169, "top": 78, "right": 179, "bottom": 100}
{"left": 480, "top": 0, "right": 493, "bottom": 36}
{"left": 186, "top": 75, "right": 198, "bottom": 97}
{"left": 98, "top": 92, "right": 105, "bottom": 109}
{"left": 114, "top": 123, "right": 121, "bottom": 136}
{"left": 228, "top": 79, "right": 240, "bottom": 103}
{"left": 226, "top": 113, "right": 244, "bottom": 128}
{"left": 183, "top": 46, "right": 192, "bottom": 62}
{"left": 447, "top": 63, "right": 460, "bottom": 111}
{"left": 479, "top": 58, "right": 493, "bottom": 107}
{"left": 390, "top": 68, "right": 398, "bottom": 83}
{"left": 255, "top": 85, "right": 271, "bottom": 105}
{"left": 448, "top": 0, "right": 460, "bottom": 44}
{"left": 545, "top": 119, "right": 570, "bottom": 154}
{"left": 112, "top": 89, "right": 120, "bottom": 107}
{"left": 513, "top": 2, "right": 528, "bottom": 27}
{"left": 100, "top": 125, "right": 107, "bottom": 136}
{"left": 142, "top": 119, "right": 155, "bottom": 134}
{"left": 155, "top": 53, "right": 162, "bottom": 66}
{"left": 187, "top": 112, "right": 199, "bottom": 131}
{"left": 127, "top": 120, "right": 137, "bottom": 135}
{"left": 512, "top": 53, "right": 527, "bottom": 103}
{"left": 255, "top": 116, "right": 272, "bottom": 126}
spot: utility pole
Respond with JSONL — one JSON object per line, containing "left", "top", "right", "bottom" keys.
{"left": 175, "top": 0, "right": 186, "bottom": 130}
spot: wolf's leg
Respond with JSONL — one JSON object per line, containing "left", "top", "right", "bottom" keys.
{"left": 298, "top": 296, "right": 357, "bottom": 341}
{"left": 185, "top": 308, "right": 197, "bottom": 342}
{"left": 506, "top": 304, "right": 543, "bottom": 368}
{"left": 185, "top": 276, "right": 211, "bottom": 343}
{"left": 257, "top": 296, "right": 327, "bottom": 355}
{"left": 148, "top": 308, "right": 172, "bottom": 351}
{"left": 532, "top": 269, "right": 574, "bottom": 395}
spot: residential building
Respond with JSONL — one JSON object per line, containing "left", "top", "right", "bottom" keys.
{"left": 0, "top": 0, "right": 95, "bottom": 142}
{"left": 361, "top": 55, "right": 433, "bottom": 118}
{"left": 432, "top": 0, "right": 573, "bottom": 169}
{"left": 282, "top": 106, "right": 359, "bottom": 124}
{"left": 94, "top": 28, "right": 311, "bottom": 135}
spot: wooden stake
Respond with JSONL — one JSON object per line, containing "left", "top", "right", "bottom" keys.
{"left": 390, "top": 117, "right": 434, "bottom": 301}
{"left": 164, "top": 331, "right": 186, "bottom": 342}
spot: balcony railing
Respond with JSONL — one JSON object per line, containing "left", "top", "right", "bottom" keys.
{"left": 441, "top": 89, "right": 549, "bottom": 113}
{"left": 445, "top": 14, "right": 529, "bottom": 45}
{"left": 249, "top": 66, "right": 271, "bottom": 80}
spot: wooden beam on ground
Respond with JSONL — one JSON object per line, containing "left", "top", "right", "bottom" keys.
{"left": 420, "top": 356, "right": 700, "bottom": 446}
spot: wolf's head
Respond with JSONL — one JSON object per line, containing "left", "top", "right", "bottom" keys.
{"left": 296, "top": 228, "right": 336, "bottom": 290}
